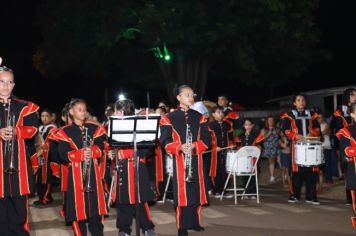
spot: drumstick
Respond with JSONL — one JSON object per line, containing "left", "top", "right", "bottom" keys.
{"left": 203, "top": 145, "right": 236, "bottom": 154}
{"left": 304, "top": 136, "right": 320, "bottom": 140}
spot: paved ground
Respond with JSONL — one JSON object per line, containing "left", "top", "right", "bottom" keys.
{"left": 29, "top": 159, "right": 356, "bottom": 236}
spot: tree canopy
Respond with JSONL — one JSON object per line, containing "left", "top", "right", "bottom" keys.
{"left": 34, "top": 0, "right": 327, "bottom": 101}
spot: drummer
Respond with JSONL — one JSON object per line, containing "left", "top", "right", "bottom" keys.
{"left": 281, "top": 93, "right": 321, "bottom": 205}
{"left": 208, "top": 106, "right": 234, "bottom": 198}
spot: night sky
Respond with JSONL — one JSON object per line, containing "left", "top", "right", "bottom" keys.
{"left": 0, "top": 0, "right": 355, "bottom": 119}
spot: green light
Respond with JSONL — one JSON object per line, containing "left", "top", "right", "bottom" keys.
{"left": 163, "top": 44, "right": 171, "bottom": 61}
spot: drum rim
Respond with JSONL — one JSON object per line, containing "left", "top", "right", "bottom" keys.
{"left": 295, "top": 141, "right": 322, "bottom": 146}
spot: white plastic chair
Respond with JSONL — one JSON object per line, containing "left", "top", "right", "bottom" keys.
{"left": 160, "top": 154, "right": 173, "bottom": 203}
{"left": 220, "top": 146, "right": 261, "bottom": 205}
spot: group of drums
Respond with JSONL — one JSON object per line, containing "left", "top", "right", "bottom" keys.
{"left": 165, "top": 139, "right": 325, "bottom": 176}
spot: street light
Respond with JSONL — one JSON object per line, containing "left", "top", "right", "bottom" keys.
{"left": 118, "top": 93, "right": 126, "bottom": 101}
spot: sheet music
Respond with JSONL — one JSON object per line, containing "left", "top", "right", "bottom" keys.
{"left": 109, "top": 114, "right": 160, "bottom": 143}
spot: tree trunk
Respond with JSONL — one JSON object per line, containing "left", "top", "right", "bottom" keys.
{"left": 157, "top": 51, "right": 208, "bottom": 105}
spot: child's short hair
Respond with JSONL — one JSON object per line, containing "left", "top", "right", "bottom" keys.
{"left": 211, "top": 106, "right": 224, "bottom": 114}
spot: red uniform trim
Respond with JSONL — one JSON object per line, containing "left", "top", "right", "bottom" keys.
{"left": 93, "top": 126, "right": 107, "bottom": 139}
{"left": 13, "top": 102, "right": 39, "bottom": 196}
{"left": 197, "top": 153, "right": 207, "bottom": 205}
{"left": 50, "top": 162, "right": 60, "bottom": 178}
{"left": 72, "top": 221, "right": 82, "bottom": 236}
{"left": 281, "top": 113, "right": 299, "bottom": 172}
{"left": 334, "top": 110, "right": 349, "bottom": 128}
{"left": 281, "top": 113, "right": 298, "bottom": 141}
{"left": 225, "top": 111, "right": 239, "bottom": 120}
{"left": 61, "top": 165, "right": 69, "bottom": 192}
{"left": 155, "top": 145, "right": 164, "bottom": 192}
{"left": 176, "top": 207, "right": 181, "bottom": 229}
{"left": 144, "top": 202, "right": 152, "bottom": 221}
{"left": 197, "top": 206, "right": 202, "bottom": 224}
{"left": 160, "top": 115, "right": 172, "bottom": 126}
{"left": 0, "top": 144, "right": 3, "bottom": 196}
{"left": 127, "top": 158, "right": 136, "bottom": 204}
{"left": 351, "top": 190, "right": 356, "bottom": 230}
{"left": 95, "top": 161, "right": 107, "bottom": 216}
{"left": 30, "top": 153, "right": 39, "bottom": 174}
{"left": 308, "top": 112, "right": 321, "bottom": 137}
{"left": 110, "top": 174, "right": 117, "bottom": 205}
{"left": 23, "top": 197, "right": 30, "bottom": 233}
{"left": 18, "top": 138, "right": 30, "bottom": 195}
{"left": 43, "top": 184, "right": 52, "bottom": 203}
{"left": 252, "top": 134, "right": 265, "bottom": 146}
{"left": 72, "top": 161, "right": 87, "bottom": 220}
{"left": 209, "top": 130, "right": 218, "bottom": 178}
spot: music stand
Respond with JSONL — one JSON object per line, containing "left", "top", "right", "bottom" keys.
{"left": 108, "top": 114, "right": 160, "bottom": 236}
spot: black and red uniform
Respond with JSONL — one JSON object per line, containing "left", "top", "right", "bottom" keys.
{"left": 238, "top": 131, "right": 264, "bottom": 194}
{"left": 332, "top": 105, "right": 352, "bottom": 147}
{"left": 159, "top": 108, "right": 211, "bottom": 231}
{"left": 0, "top": 98, "right": 39, "bottom": 236}
{"left": 281, "top": 109, "right": 321, "bottom": 202}
{"left": 35, "top": 123, "right": 56, "bottom": 205}
{"left": 48, "top": 126, "right": 71, "bottom": 219}
{"left": 57, "top": 122, "right": 107, "bottom": 236}
{"left": 332, "top": 105, "right": 353, "bottom": 203}
{"left": 110, "top": 148, "right": 156, "bottom": 235}
{"left": 209, "top": 120, "right": 234, "bottom": 194}
{"left": 337, "top": 124, "right": 356, "bottom": 230}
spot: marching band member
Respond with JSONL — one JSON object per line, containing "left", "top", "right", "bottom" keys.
{"left": 0, "top": 65, "right": 39, "bottom": 235}
{"left": 217, "top": 94, "right": 242, "bottom": 133}
{"left": 160, "top": 85, "right": 211, "bottom": 236}
{"left": 48, "top": 104, "right": 73, "bottom": 223}
{"left": 108, "top": 99, "right": 157, "bottom": 236}
{"left": 57, "top": 99, "right": 107, "bottom": 236}
{"left": 281, "top": 93, "right": 321, "bottom": 205}
{"left": 34, "top": 109, "right": 57, "bottom": 206}
{"left": 238, "top": 118, "right": 264, "bottom": 196}
{"left": 332, "top": 88, "right": 356, "bottom": 204}
{"left": 337, "top": 102, "right": 356, "bottom": 230}
{"left": 209, "top": 106, "right": 234, "bottom": 198}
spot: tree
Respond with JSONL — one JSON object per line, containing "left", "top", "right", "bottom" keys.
{"left": 34, "top": 0, "right": 327, "bottom": 103}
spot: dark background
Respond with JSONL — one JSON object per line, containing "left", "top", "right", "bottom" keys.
{"left": 0, "top": 0, "right": 355, "bottom": 120}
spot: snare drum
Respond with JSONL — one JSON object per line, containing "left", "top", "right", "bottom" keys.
{"left": 226, "top": 150, "right": 253, "bottom": 173}
{"left": 165, "top": 154, "right": 173, "bottom": 175}
{"left": 294, "top": 140, "right": 324, "bottom": 166}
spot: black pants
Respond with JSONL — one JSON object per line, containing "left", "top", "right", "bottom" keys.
{"left": 243, "top": 176, "right": 256, "bottom": 194}
{"left": 213, "top": 156, "right": 227, "bottom": 194}
{"left": 117, "top": 203, "right": 154, "bottom": 235}
{"left": 291, "top": 168, "right": 317, "bottom": 201}
{"left": 72, "top": 215, "right": 104, "bottom": 236}
{"left": 36, "top": 166, "right": 53, "bottom": 203}
{"left": 176, "top": 205, "right": 201, "bottom": 230}
{"left": 0, "top": 195, "right": 29, "bottom": 236}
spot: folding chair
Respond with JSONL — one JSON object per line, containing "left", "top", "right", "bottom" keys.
{"left": 159, "top": 154, "right": 173, "bottom": 203}
{"left": 220, "top": 146, "right": 261, "bottom": 204}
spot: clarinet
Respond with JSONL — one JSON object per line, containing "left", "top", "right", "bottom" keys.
{"left": 184, "top": 124, "right": 194, "bottom": 182}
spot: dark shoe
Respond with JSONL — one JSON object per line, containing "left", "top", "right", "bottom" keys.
{"left": 288, "top": 196, "right": 299, "bottom": 203}
{"left": 43, "top": 196, "right": 53, "bottom": 204}
{"left": 178, "top": 228, "right": 188, "bottom": 236}
{"left": 305, "top": 199, "right": 320, "bottom": 205}
{"left": 144, "top": 229, "right": 157, "bottom": 236}
{"left": 193, "top": 225, "right": 205, "bottom": 231}
{"left": 33, "top": 200, "right": 46, "bottom": 207}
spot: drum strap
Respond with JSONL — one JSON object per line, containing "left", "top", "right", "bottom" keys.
{"left": 292, "top": 110, "right": 311, "bottom": 137}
